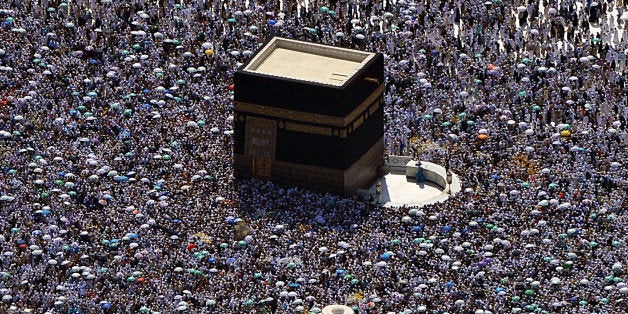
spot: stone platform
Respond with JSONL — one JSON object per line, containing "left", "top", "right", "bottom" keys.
{"left": 361, "top": 159, "right": 462, "bottom": 208}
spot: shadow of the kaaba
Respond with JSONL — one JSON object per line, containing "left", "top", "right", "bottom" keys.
{"left": 234, "top": 178, "right": 382, "bottom": 232}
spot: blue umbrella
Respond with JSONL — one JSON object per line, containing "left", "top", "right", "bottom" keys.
{"left": 336, "top": 269, "right": 346, "bottom": 275}
{"left": 42, "top": 209, "right": 52, "bottom": 216}
{"left": 268, "top": 19, "right": 277, "bottom": 25}
{"left": 445, "top": 281, "right": 454, "bottom": 288}
{"left": 442, "top": 225, "right": 452, "bottom": 232}
{"left": 412, "top": 224, "right": 423, "bottom": 232}
{"left": 208, "top": 257, "right": 216, "bottom": 263}
{"left": 381, "top": 252, "right": 392, "bottom": 260}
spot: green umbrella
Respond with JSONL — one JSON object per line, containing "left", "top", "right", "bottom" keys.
{"left": 11, "top": 227, "right": 19, "bottom": 233}
{"left": 500, "top": 278, "right": 509, "bottom": 284}
{"left": 548, "top": 183, "right": 558, "bottom": 189}
{"left": 177, "top": 79, "right": 186, "bottom": 85}
{"left": 441, "top": 121, "right": 452, "bottom": 127}
{"left": 287, "top": 262, "right": 297, "bottom": 268}
{"left": 521, "top": 182, "right": 530, "bottom": 188}
{"left": 525, "top": 289, "right": 535, "bottom": 296}
{"left": 512, "top": 296, "right": 521, "bottom": 302}
{"left": 579, "top": 300, "right": 587, "bottom": 305}
{"left": 391, "top": 239, "right": 401, "bottom": 245}
{"left": 84, "top": 112, "right": 93, "bottom": 117}
{"left": 474, "top": 53, "right": 482, "bottom": 58}
{"left": 54, "top": 179, "right": 64, "bottom": 185}
{"left": 418, "top": 49, "right": 427, "bottom": 54}
{"left": 237, "top": 240, "right": 246, "bottom": 247}
{"left": 47, "top": 7, "right": 56, "bottom": 12}
{"left": 328, "top": 10, "right": 336, "bottom": 15}
{"left": 245, "top": 300, "right": 254, "bottom": 306}
{"left": 227, "top": 18, "right": 237, "bottom": 23}
{"left": 344, "top": 274, "right": 353, "bottom": 280}
{"left": 320, "top": 6, "right": 329, "bottom": 12}
{"left": 591, "top": 38, "right": 601, "bottom": 43}
{"left": 466, "top": 120, "right": 475, "bottom": 125}
{"left": 8, "top": 169, "right": 17, "bottom": 174}
{"left": 308, "top": 28, "right": 317, "bottom": 34}
{"left": 413, "top": 238, "right": 424, "bottom": 243}
{"left": 77, "top": 105, "right": 87, "bottom": 111}
{"left": 351, "top": 278, "right": 359, "bottom": 284}
{"left": 518, "top": 91, "right": 527, "bottom": 97}
{"left": 254, "top": 273, "right": 263, "bottom": 279}
{"left": 121, "top": 50, "right": 130, "bottom": 55}
{"left": 101, "top": 239, "right": 110, "bottom": 245}
{"left": 162, "top": 155, "right": 171, "bottom": 160}
{"left": 600, "top": 298, "right": 609, "bottom": 304}
{"left": 123, "top": 109, "right": 133, "bottom": 116}
{"left": 127, "top": 276, "right": 136, "bottom": 282}
{"left": 423, "top": 114, "right": 432, "bottom": 120}
{"left": 132, "top": 44, "right": 142, "bottom": 50}
{"left": 68, "top": 191, "right": 77, "bottom": 196}
{"left": 197, "top": 120, "right": 206, "bottom": 126}
{"left": 458, "top": 112, "right": 467, "bottom": 118}
{"left": 532, "top": 105, "right": 541, "bottom": 111}
{"left": 486, "top": 223, "right": 494, "bottom": 229}
{"left": 71, "top": 91, "right": 80, "bottom": 96}
{"left": 522, "top": 58, "right": 531, "bottom": 64}
{"left": 220, "top": 242, "right": 228, "bottom": 248}
{"left": 139, "top": 306, "right": 149, "bottom": 313}
{"left": 12, "top": 131, "right": 20, "bottom": 136}
{"left": 41, "top": 192, "right": 49, "bottom": 198}
{"left": 5, "top": 17, "right": 14, "bottom": 23}
{"left": 474, "top": 79, "right": 483, "bottom": 84}
{"left": 173, "top": 39, "right": 181, "bottom": 45}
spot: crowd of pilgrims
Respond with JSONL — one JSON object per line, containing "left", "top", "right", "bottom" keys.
{"left": 0, "top": 0, "right": 627, "bottom": 313}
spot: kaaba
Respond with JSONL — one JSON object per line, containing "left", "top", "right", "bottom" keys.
{"left": 233, "top": 37, "right": 384, "bottom": 195}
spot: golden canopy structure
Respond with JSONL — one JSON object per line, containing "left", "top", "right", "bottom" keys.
{"left": 233, "top": 37, "right": 384, "bottom": 195}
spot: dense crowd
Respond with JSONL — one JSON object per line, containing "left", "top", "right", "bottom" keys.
{"left": 1, "top": 0, "right": 627, "bottom": 313}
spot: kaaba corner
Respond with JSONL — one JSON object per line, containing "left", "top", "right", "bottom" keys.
{"left": 232, "top": 37, "right": 385, "bottom": 195}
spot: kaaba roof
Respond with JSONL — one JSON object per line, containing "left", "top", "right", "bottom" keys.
{"left": 242, "top": 37, "right": 376, "bottom": 87}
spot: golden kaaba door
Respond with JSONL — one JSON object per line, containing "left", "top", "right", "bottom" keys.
{"left": 245, "top": 117, "right": 276, "bottom": 178}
